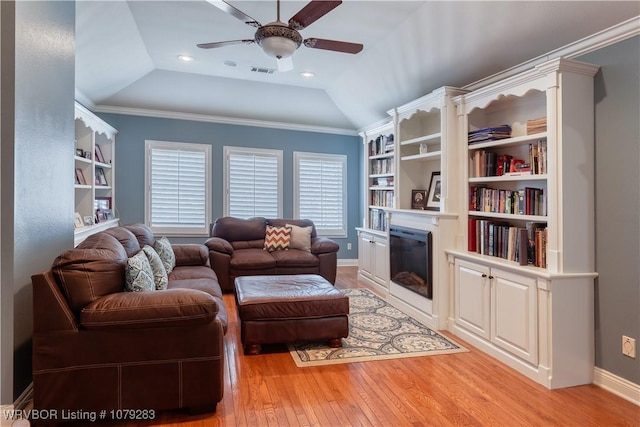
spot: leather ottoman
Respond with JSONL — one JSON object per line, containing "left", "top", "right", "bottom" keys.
{"left": 234, "top": 274, "right": 349, "bottom": 355}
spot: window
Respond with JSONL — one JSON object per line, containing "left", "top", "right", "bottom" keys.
{"left": 224, "top": 146, "right": 282, "bottom": 218}
{"left": 145, "top": 140, "right": 211, "bottom": 236}
{"left": 294, "top": 151, "right": 347, "bottom": 237}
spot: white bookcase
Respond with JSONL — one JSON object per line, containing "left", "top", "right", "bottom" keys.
{"left": 447, "top": 58, "right": 600, "bottom": 389}
{"left": 360, "top": 120, "right": 396, "bottom": 232}
{"left": 74, "top": 102, "right": 119, "bottom": 246}
{"left": 389, "top": 86, "right": 467, "bottom": 214}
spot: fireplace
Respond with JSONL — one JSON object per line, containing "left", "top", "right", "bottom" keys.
{"left": 389, "top": 225, "right": 432, "bottom": 299}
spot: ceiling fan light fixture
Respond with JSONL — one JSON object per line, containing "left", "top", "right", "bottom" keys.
{"left": 255, "top": 23, "right": 302, "bottom": 59}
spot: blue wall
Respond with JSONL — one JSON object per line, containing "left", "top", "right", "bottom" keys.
{"left": 98, "top": 113, "right": 361, "bottom": 259}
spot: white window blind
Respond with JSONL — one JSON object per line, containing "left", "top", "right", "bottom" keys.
{"left": 224, "top": 147, "right": 282, "bottom": 218}
{"left": 145, "top": 140, "right": 211, "bottom": 235}
{"left": 294, "top": 152, "right": 347, "bottom": 237}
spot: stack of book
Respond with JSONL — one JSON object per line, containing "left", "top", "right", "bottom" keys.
{"left": 468, "top": 125, "right": 512, "bottom": 144}
{"left": 526, "top": 117, "right": 547, "bottom": 134}
{"left": 468, "top": 219, "right": 547, "bottom": 267}
{"left": 469, "top": 186, "right": 546, "bottom": 216}
{"left": 529, "top": 139, "right": 547, "bottom": 174}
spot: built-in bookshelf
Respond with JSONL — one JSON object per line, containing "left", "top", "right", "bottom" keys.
{"left": 361, "top": 121, "right": 395, "bottom": 232}
{"left": 389, "top": 86, "right": 467, "bottom": 213}
{"left": 74, "top": 102, "right": 119, "bottom": 246}
{"left": 447, "top": 58, "right": 600, "bottom": 389}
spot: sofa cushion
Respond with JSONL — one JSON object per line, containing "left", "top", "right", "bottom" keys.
{"left": 80, "top": 289, "right": 219, "bottom": 330}
{"left": 287, "top": 224, "right": 313, "bottom": 252}
{"left": 142, "top": 245, "right": 168, "bottom": 290}
{"left": 53, "top": 233, "right": 128, "bottom": 314}
{"left": 125, "top": 251, "right": 156, "bottom": 292}
{"left": 270, "top": 249, "right": 320, "bottom": 267}
{"left": 211, "top": 216, "right": 267, "bottom": 242}
{"left": 153, "top": 236, "right": 176, "bottom": 273}
{"left": 124, "top": 223, "right": 156, "bottom": 248}
{"left": 264, "top": 225, "right": 291, "bottom": 252}
{"left": 102, "top": 227, "right": 142, "bottom": 257}
{"left": 230, "top": 248, "right": 277, "bottom": 270}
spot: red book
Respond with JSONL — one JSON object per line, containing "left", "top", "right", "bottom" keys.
{"left": 468, "top": 218, "right": 477, "bottom": 252}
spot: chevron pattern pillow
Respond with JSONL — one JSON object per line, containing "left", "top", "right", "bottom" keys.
{"left": 263, "top": 225, "right": 291, "bottom": 252}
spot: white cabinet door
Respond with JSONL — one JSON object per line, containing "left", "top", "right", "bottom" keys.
{"left": 454, "top": 259, "right": 491, "bottom": 340}
{"left": 491, "top": 268, "right": 538, "bottom": 365}
{"left": 372, "top": 237, "right": 389, "bottom": 285}
{"left": 358, "top": 232, "right": 374, "bottom": 279}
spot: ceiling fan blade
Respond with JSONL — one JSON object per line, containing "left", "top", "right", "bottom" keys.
{"left": 288, "top": 1, "right": 342, "bottom": 30}
{"left": 197, "top": 39, "right": 255, "bottom": 49}
{"left": 277, "top": 57, "right": 294, "bottom": 72}
{"left": 303, "top": 38, "right": 363, "bottom": 54}
{"left": 206, "top": 0, "right": 261, "bottom": 28}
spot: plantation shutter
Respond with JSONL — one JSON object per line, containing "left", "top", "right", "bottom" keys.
{"left": 226, "top": 149, "right": 281, "bottom": 218}
{"left": 147, "top": 141, "right": 210, "bottom": 235}
{"left": 295, "top": 152, "right": 347, "bottom": 237}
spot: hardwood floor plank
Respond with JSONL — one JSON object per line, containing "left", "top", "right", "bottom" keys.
{"left": 67, "top": 267, "right": 639, "bottom": 427}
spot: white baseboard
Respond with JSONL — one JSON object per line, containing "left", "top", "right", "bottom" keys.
{"left": 593, "top": 367, "right": 640, "bottom": 406}
{"left": 337, "top": 259, "right": 358, "bottom": 267}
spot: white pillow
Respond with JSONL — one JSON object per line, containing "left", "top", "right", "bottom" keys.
{"left": 287, "top": 224, "right": 313, "bottom": 252}
{"left": 125, "top": 251, "right": 155, "bottom": 292}
{"left": 153, "top": 236, "right": 176, "bottom": 273}
{"left": 142, "top": 245, "right": 168, "bottom": 290}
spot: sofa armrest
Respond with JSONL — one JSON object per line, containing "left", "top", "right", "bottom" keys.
{"left": 172, "top": 243, "right": 210, "bottom": 267}
{"left": 204, "top": 237, "right": 234, "bottom": 255}
{"left": 311, "top": 237, "right": 340, "bottom": 255}
{"left": 80, "top": 289, "right": 219, "bottom": 330}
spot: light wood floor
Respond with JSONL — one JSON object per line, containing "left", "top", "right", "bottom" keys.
{"left": 101, "top": 267, "right": 638, "bottom": 426}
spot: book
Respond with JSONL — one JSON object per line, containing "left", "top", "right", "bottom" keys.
{"left": 468, "top": 125, "right": 512, "bottom": 144}
{"left": 468, "top": 218, "right": 477, "bottom": 252}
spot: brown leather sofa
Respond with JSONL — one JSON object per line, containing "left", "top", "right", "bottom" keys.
{"left": 31, "top": 224, "right": 228, "bottom": 421}
{"left": 204, "top": 217, "right": 340, "bottom": 292}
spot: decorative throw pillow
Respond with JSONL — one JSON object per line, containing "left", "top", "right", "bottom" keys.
{"left": 125, "top": 251, "right": 155, "bottom": 292}
{"left": 263, "top": 225, "right": 291, "bottom": 252}
{"left": 287, "top": 224, "right": 313, "bottom": 252}
{"left": 142, "top": 245, "right": 168, "bottom": 290}
{"left": 153, "top": 236, "right": 176, "bottom": 274}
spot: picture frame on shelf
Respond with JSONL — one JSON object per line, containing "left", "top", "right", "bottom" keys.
{"left": 425, "top": 172, "right": 442, "bottom": 211}
{"left": 95, "top": 145, "right": 105, "bottom": 163}
{"left": 95, "top": 196, "right": 111, "bottom": 210}
{"left": 74, "top": 212, "right": 84, "bottom": 229}
{"left": 95, "top": 167, "right": 108, "bottom": 186}
{"left": 75, "top": 148, "right": 84, "bottom": 157}
{"left": 83, "top": 216, "right": 94, "bottom": 226}
{"left": 411, "top": 190, "right": 427, "bottom": 210}
{"left": 75, "top": 168, "right": 86, "bottom": 185}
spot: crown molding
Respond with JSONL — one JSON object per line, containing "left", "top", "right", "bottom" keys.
{"left": 92, "top": 105, "right": 358, "bottom": 136}
{"left": 74, "top": 89, "right": 95, "bottom": 111}
{"left": 464, "top": 16, "right": 640, "bottom": 91}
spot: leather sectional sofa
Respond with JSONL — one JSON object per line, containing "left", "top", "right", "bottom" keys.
{"left": 205, "top": 217, "right": 340, "bottom": 292}
{"left": 31, "top": 224, "right": 228, "bottom": 419}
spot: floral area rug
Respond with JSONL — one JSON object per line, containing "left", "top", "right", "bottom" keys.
{"left": 288, "top": 288, "right": 468, "bottom": 367}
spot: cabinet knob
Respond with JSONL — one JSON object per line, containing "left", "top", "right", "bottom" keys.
{"left": 488, "top": 275, "right": 494, "bottom": 280}
{"left": 481, "top": 273, "right": 487, "bottom": 278}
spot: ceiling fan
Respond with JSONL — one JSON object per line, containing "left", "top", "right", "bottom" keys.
{"left": 197, "top": 0, "right": 363, "bottom": 71}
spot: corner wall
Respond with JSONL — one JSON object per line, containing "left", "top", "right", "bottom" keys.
{"left": 579, "top": 35, "right": 640, "bottom": 384}
{"left": 0, "top": 0, "right": 75, "bottom": 402}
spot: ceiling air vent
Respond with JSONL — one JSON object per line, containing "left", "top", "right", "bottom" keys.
{"left": 250, "top": 66, "right": 276, "bottom": 74}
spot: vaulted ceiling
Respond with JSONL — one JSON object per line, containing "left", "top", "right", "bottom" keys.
{"left": 75, "top": 1, "right": 639, "bottom": 132}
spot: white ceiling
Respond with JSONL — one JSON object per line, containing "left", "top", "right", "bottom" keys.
{"left": 75, "top": 1, "right": 640, "bottom": 132}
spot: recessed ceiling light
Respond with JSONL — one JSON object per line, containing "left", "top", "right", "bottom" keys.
{"left": 177, "top": 55, "right": 194, "bottom": 62}
{"left": 300, "top": 71, "right": 315, "bottom": 78}
{"left": 224, "top": 60, "right": 238, "bottom": 67}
